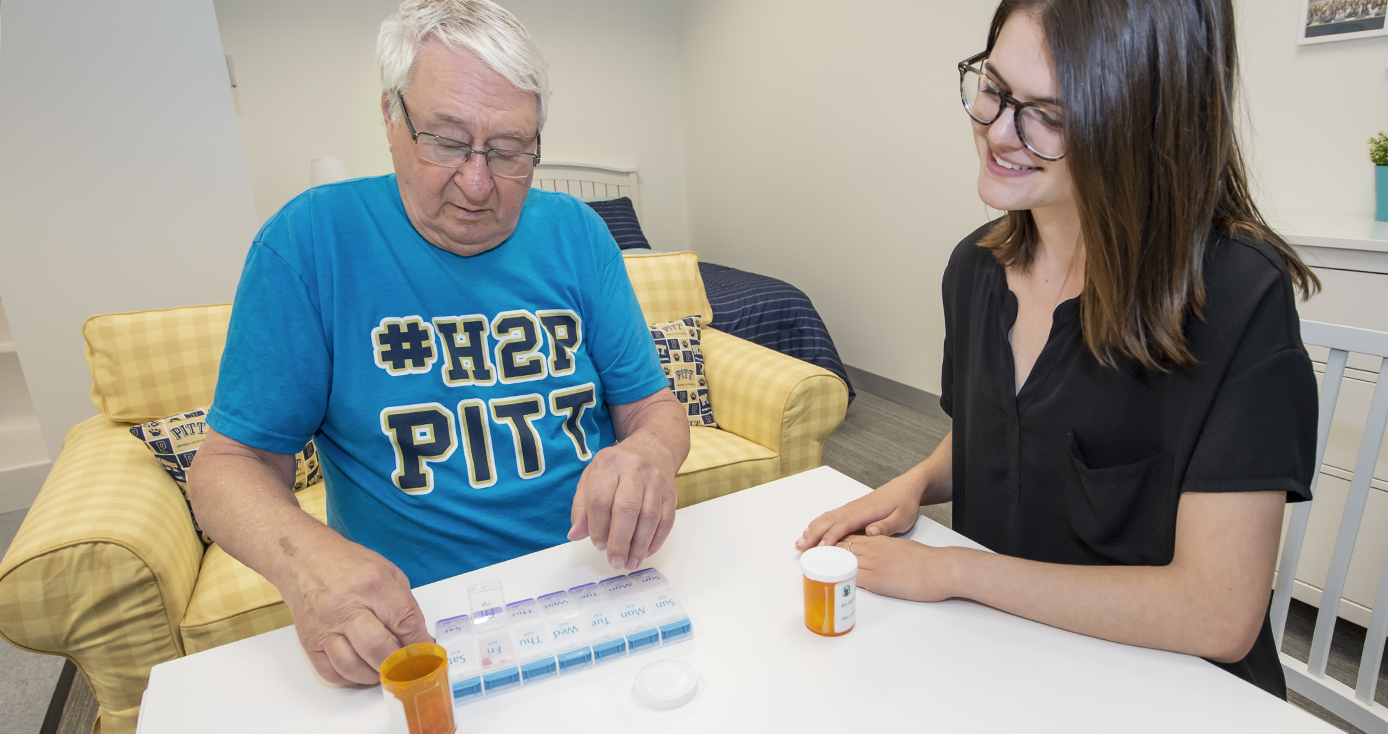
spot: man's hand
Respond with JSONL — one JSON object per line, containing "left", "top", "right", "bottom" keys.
{"left": 189, "top": 428, "right": 432, "bottom": 686}
{"left": 281, "top": 534, "right": 435, "bottom": 685}
{"left": 568, "top": 390, "right": 689, "bottom": 571}
{"left": 569, "top": 443, "right": 677, "bottom": 571}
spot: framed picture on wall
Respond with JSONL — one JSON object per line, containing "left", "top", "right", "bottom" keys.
{"left": 1298, "top": 0, "right": 1388, "bottom": 44}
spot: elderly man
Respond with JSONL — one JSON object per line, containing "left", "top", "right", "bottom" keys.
{"left": 188, "top": 0, "right": 689, "bottom": 687}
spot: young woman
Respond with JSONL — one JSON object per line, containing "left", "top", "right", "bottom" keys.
{"left": 797, "top": 0, "right": 1320, "bottom": 697}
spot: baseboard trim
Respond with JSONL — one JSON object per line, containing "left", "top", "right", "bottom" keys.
{"left": 844, "top": 365, "right": 950, "bottom": 422}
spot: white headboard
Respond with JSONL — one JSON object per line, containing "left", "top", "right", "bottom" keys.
{"left": 532, "top": 162, "right": 641, "bottom": 219}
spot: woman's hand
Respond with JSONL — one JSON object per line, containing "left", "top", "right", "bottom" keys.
{"left": 796, "top": 472, "right": 925, "bottom": 550}
{"left": 835, "top": 536, "right": 962, "bottom": 602}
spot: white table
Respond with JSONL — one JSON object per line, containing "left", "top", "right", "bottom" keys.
{"left": 138, "top": 467, "right": 1336, "bottom": 733}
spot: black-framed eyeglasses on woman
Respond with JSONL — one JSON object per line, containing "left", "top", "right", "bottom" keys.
{"left": 397, "top": 93, "right": 541, "bottom": 179}
{"left": 957, "top": 51, "right": 1066, "bottom": 161}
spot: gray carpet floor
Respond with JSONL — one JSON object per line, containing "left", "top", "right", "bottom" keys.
{"left": 0, "top": 508, "right": 99, "bottom": 734}
{"left": 1280, "top": 596, "right": 1388, "bottom": 732}
{"left": 0, "top": 390, "right": 1382, "bottom": 732}
{"left": 51, "top": 671, "right": 99, "bottom": 734}
{"left": 0, "top": 508, "right": 64, "bottom": 734}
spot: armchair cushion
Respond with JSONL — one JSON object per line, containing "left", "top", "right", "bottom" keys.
{"left": 623, "top": 251, "right": 713, "bottom": 325}
{"left": 675, "top": 426, "right": 778, "bottom": 506}
{"left": 623, "top": 250, "right": 848, "bottom": 505}
{"left": 83, "top": 304, "right": 232, "bottom": 423}
{"left": 179, "top": 484, "right": 326, "bottom": 655}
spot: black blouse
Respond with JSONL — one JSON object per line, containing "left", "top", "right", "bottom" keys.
{"left": 940, "top": 223, "right": 1318, "bottom": 697}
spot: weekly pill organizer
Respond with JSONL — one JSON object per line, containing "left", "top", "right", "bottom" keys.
{"left": 434, "top": 567, "right": 693, "bottom": 705}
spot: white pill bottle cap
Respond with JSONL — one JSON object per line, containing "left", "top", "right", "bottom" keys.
{"left": 800, "top": 545, "right": 858, "bottom": 583}
{"left": 634, "top": 659, "right": 698, "bottom": 709}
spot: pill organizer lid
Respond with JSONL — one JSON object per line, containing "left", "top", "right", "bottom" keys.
{"left": 800, "top": 545, "right": 858, "bottom": 583}
{"left": 631, "top": 568, "right": 669, "bottom": 589}
{"left": 633, "top": 659, "right": 698, "bottom": 710}
{"left": 569, "top": 583, "right": 602, "bottom": 605}
{"left": 434, "top": 613, "right": 472, "bottom": 641}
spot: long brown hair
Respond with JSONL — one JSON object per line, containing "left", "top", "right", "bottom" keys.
{"left": 978, "top": 0, "right": 1318, "bottom": 369}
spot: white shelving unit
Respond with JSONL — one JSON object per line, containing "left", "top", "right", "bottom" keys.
{"left": 1275, "top": 210, "right": 1388, "bottom": 274}
{"left": 0, "top": 298, "right": 52, "bottom": 514}
{"left": 1270, "top": 211, "right": 1388, "bottom": 628}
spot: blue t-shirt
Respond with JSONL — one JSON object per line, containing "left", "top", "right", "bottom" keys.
{"left": 208, "top": 175, "right": 668, "bottom": 586}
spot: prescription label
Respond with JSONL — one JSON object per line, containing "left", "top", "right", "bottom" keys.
{"left": 835, "top": 580, "right": 856, "bottom": 632}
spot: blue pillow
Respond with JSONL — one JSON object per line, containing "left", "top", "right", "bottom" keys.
{"left": 585, "top": 197, "right": 650, "bottom": 250}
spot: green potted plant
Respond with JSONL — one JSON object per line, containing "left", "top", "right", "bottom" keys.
{"left": 1372, "top": 132, "right": 1388, "bottom": 222}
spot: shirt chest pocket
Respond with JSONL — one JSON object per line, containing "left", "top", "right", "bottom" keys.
{"left": 1064, "top": 431, "right": 1176, "bottom": 566}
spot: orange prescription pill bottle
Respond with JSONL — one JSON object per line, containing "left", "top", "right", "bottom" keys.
{"left": 801, "top": 546, "right": 857, "bottom": 636}
{"left": 381, "top": 642, "right": 456, "bottom": 734}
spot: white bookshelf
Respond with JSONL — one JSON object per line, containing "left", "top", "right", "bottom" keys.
{"left": 0, "top": 298, "right": 52, "bottom": 514}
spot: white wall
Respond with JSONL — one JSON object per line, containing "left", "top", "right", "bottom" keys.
{"left": 214, "top": 0, "right": 691, "bottom": 250}
{"left": 0, "top": 0, "right": 258, "bottom": 465}
{"left": 675, "top": 0, "right": 1388, "bottom": 396}
{"left": 1236, "top": 0, "right": 1388, "bottom": 220}
{"left": 676, "top": 0, "right": 996, "bottom": 395}
{"left": 0, "top": 0, "right": 1379, "bottom": 487}
{"left": 212, "top": 0, "right": 400, "bottom": 219}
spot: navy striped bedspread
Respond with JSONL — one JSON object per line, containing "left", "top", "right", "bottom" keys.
{"left": 698, "top": 261, "right": 854, "bottom": 403}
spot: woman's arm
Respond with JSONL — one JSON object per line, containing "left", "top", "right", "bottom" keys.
{"left": 843, "top": 489, "right": 1284, "bottom": 663}
{"left": 797, "top": 432, "right": 954, "bottom": 550}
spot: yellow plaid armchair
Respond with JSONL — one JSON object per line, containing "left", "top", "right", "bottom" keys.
{"left": 0, "top": 251, "right": 847, "bottom": 733}
{"left": 622, "top": 251, "right": 849, "bottom": 504}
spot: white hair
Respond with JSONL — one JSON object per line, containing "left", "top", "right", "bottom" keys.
{"left": 378, "top": 0, "right": 550, "bottom": 131}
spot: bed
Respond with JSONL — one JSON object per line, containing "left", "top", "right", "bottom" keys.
{"left": 533, "top": 163, "right": 855, "bottom": 402}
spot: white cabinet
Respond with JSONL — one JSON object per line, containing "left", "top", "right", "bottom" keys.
{"left": 1273, "top": 211, "right": 1388, "bottom": 627}
{"left": 0, "top": 299, "right": 51, "bottom": 513}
